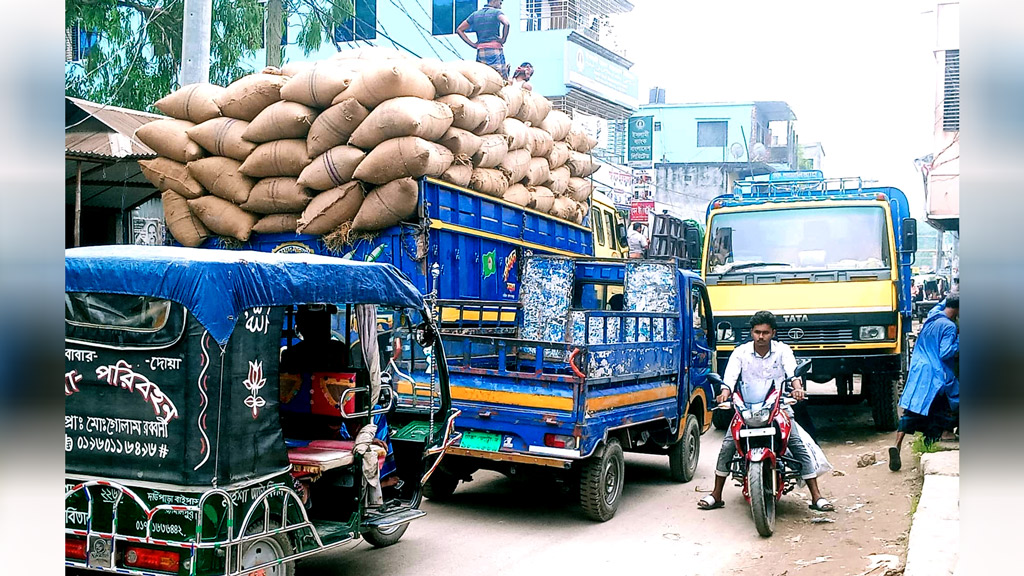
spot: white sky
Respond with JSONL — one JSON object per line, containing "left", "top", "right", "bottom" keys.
{"left": 615, "top": 1, "right": 938, "bottom": 218}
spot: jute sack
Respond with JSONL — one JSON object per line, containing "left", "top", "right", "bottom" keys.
{"left": 547, "top": 142, "right": 571, "bottom": 170}
{"left": 539, "top": 110, "right": 572, "bottom": 141}
{"left": 162, "top": 190, "right": 209, "bottom": 247}
{"left": 440, "top": 162, "right": 473, "bottom": 188}
{"left": 280, "top": 63, "right": 358, "bottom": 108}
{"left": 565, "top": 125, "right": 598, "bottom": 153}
{"left": 469, "top": 168, "right": 511, "bottom": 198}
{"left": 352, "top": 136, "right": 454, "bottom": 185}
{"left": 498, "top": 85, "right": 525, "bottom": 118}
{"left": 243, "top": 101, "right": 319, "bottom": 143}
{"left": 239, "top": 177, "right": 314, "bottom": 214}
{"left": 187, "top": 195, "right": 259, "bottom": 241}
{"left": 549, "top": 195, "right": 577, "bottom": 221}
{"left": 155, "top": 83, "right": 223, "bottom": 123}
{"left": 522, "top": 157, "right": 551, "bottom": 187}
{"left": 415, "top": 58, "right": 446, "bottom": 80}
{"left": 568, "top": 176, "right": 594, "bottom": 202}
{"left": 280, "top": 61, "right": 315, "bottom": 77}
{"left": 214, "top": 73, "right": 288, "bottom": 121}
{"left": 471, "top": 94, "right": 509, "bottom": 135}
{"left": 339, "top": 61, "right": 434, "bottom": 109}
{"left": 573, "top": 201, "right": 587, "bottom": 224}
{"left": 348, "top": 97, "right": 453, "bottom": 149}
{"left": 498, "top": 118, "right": 529, "bottom": 150}
{"left": 352, "top": 178, "right": 418, "bottom": 232}
{"left": 499, "top": 149, "right": 531, "bottom": 183}
{"left": 427, "top": 66, "right": 475, "bottom": 98}
{"left": 528, "top": 127, "right": 554, "bottom": 158}
{"left": 185, "top": 118, "right": 256, "bottom": 161}
{"left": 307, "top": 97, "right": 370, "bottom": 158}
{"left": 239, "top": 139, "right": 312, "bottom": 178}
{"left": 135, "top": 119, "right": 203, "bottom": 164}
{"left": 527, "top": 92, "right": 553, "bottom": 126}
{"left": 566, "top": 151, "right": 599, "bottom": 178}
{"left": 503, "top": 183, "right": 531, "bottom": 207}
{"left": 450, "top": 60, "right": 504, "bottom": 96}
{"left": 471, "top": 134, "right": 509, "bottom": 168}
{"left": 138, "top": 158, "right": 205, "bottom": 199}
{"left": 438, "top": 127, "right": 483, "bottom": 158}
{"left": 529, "top": 185, "right": 555, "bottom": 213}
{"left": 298, "top": 145, "right": 366, "bottom": 190}
{"left": 297, "top": 181, "right": 365, "bottom": 235}
{"left": 187, "top": 157, "right": 255, "bottom": 204}
{"left": 514, "top": 95, "right": 536, "bottom": 124}
{"left": 545, "top": 166, "right": 571, "bottom": 195}
{"left": 252, "top": 213, "right": 301, "bottom": 234}
{"left": 437, "top": 94, "right": 487, "bottom": 132}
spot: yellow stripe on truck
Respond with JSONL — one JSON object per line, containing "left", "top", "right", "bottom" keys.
{"left": 585, "top": 385, "right": 677, "bottom": 412}
{"left": 450, "top": 386, "right": 574, "bottom": 411}
{"left": 707, "top": 280, "right": 895, "bottom": 313}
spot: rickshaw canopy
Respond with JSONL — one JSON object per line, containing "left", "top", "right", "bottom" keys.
{"left": 65, "top": 245, "right": 428, "bottom": 345}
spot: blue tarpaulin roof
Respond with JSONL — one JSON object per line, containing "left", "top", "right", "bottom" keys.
{"left": 65, "top": 246, "right": 427, "bottom": 345}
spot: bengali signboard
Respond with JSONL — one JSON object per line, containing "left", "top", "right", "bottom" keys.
{"left": 630, "top": 200, "right": 655, "bottom": 223}
{"left": 628, "top": 116, "right": 654, "bottom": 168}
{"left": 564, "top": 41, "right": 639, "bottom": 109}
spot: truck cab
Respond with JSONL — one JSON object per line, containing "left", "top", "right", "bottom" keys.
{"left": 590, "top": 190, "right": 628, "bottom": 259}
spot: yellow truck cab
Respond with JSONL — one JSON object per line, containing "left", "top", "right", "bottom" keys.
{"left": 702, "top": 171, "right": 918, "bottom": 431}
{"left": 590, "top": 190, "right": 628, "bottom": 259}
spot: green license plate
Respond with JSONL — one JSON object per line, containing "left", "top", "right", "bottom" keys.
{"left": 459, "top": 431, "right": 502, "bottom": 452}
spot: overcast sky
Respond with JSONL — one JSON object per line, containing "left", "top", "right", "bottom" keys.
{"left": 616, "top": 1, "right": 938, "bottom": 218}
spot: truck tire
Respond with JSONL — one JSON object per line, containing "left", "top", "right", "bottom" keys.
{"left": 669, "top": 414, "right": 700, "bottom": 482}
{"left": 579, "top": 438, "right": 624, "bottom": 522}
{"left": 422, "top": 468, "right": 459, "bottom": 501}
{"left": 870, "top": 375, "right": 899, "bottom": 432}
{"left": 712, "top": 407, "right": 732, "bottom": 430}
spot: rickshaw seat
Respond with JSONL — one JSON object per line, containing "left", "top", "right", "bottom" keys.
{"left": 287, "top": 439, "right": 387, "bottom": 474}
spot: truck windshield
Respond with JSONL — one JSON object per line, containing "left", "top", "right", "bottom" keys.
{"left": 706, "top": 206, "right": 891, "bottom": 275}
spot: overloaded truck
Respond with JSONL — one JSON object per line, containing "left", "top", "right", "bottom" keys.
{"left": 702, "top": 170, "right": 918, "bottom": 431}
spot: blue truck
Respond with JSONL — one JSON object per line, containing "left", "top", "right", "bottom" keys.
{"left": 430, "top": 255, "right": 717, "bottom": 521}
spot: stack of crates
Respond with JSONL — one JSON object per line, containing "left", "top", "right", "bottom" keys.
{"left": 649, "top": 213, "right": 686, "bottom": 259}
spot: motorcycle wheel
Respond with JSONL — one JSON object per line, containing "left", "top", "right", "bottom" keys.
{"left": 749, "top": 460, "right": 777, "bottom": 537}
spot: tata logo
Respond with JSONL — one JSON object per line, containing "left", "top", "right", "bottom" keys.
{"left": 788, "top": 328, "right": 805, "bottom": 340}
{"left": 782, "top": 314, "right": 809, "bottom": 323}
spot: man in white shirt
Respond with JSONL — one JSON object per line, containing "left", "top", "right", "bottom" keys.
{"left": 627, "top": 223, "right": 649, "bottom": 258}
{"left": 697, "top": 310, "right": 835, "bottom": 512}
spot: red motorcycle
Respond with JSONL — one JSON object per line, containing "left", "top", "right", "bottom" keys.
{"left": 708, "top": 362, "right": 810, "bottom": 537}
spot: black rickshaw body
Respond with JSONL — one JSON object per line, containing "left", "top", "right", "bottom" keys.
{"left": 64, "top": 246, "right": 457, "bottom": 575}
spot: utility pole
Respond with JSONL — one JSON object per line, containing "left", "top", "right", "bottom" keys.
{"left": 180, "top": 0, "right": 213, "bottom": 85}
{"left": 267, "top": 0, "right": 284, "bottom": 68}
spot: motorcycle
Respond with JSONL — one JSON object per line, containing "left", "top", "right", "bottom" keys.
{"left": 707, "top": 360, "right": 811, "bottom": 537}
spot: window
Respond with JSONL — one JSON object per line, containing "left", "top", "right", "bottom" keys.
{"left": 433, "top": 0, "right": 477, "bottom": 35}
{"left": 593, "top": 208, "right": 606, "bottom": 246}
{"left": 65, "top": 293, "right": 186, "bottom": 348}
{"left": 696, "top": 121, "right": 728, "bottom": 148}
{"left": 334, "top": 0, "right": 377, "bottom": 42}
{"left": 605, "top": 211, "right": 619, "bottom": 249}
{"left": 654, "top": 121, "right": 662, "bottom": 132}
{"left": 943, "top": 49, "right": 959, "bottom": 131}
{"left": 690, "top": 287, "right": 708, "bottom": 334}
{"left": 65, "top": 22, "right": 98, "bottom": 62}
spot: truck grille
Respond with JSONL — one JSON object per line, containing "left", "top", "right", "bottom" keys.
{"left": 740, "top": 327, "right": 854, "bottom": 345}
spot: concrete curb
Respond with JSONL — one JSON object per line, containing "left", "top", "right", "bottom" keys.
{"left": 904, "top": 450, "right": 959, "bottom": 576}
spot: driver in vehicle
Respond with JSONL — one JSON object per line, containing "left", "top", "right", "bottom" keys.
{"left": 697, "top": 310, "right": 835, "bottom": 512}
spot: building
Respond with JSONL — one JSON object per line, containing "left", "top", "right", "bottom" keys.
{"left": 629, "top": 96, "right": 801, "bottom": 221}
{"left": 800, "top": 142, "right": 825, "bottom": 171}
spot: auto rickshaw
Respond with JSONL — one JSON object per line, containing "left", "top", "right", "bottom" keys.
{"left": 64, "top": 246, "right": 459, "bottom": 575}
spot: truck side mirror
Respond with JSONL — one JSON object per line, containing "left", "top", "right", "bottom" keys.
{"left": 901, "top": 218, "right": 918, "bottom": 253}
{"left": 684, "top": 227, "right": 701, "bottom": 264}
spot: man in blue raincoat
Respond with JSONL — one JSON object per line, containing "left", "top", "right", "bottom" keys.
{"left": 889, "top": 293, "right": 959, "bottom": 471}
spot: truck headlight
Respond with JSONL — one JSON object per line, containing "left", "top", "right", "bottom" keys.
{"left": 859, "top": 326, "right": 886, "bottom": 340}
{"left": 717, "top": 322, "right": 735, "bottom": 341}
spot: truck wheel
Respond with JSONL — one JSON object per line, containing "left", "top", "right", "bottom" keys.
{"left": 870, "top": 375, "right": 899, "bottom": 432}
{"left": 422, "top": 468, "right": 459, "bottom": 501}
{"left": 579, "top": 438, "right": 625, "bottom": 522}
{"left": 712, "top": 408, "right": 732, "bottom": 430}
{"left": 669, "top": 414, "right": 700, "bottom": 482}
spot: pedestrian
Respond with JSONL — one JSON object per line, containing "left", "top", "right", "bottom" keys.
{"left": 627, "top": 222, "right": 649, "bottom": 258}
{"left": 457, "top": 0, "right": 511, "bottom": 80}
{"left": 697, "top": 311, "right": 835, "bottom": 512}
{"left": 888, "top": 293, "right": 959, "bottom": 471}
{"left": 512, "top": 62, "right": 534, "bottom": 90}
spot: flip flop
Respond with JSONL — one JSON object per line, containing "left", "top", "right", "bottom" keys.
{"left": 697, "top": 495, "right": 725, "bottom": 510}
{"left": 888, "top": 446, "right": 902, "bottom": 471}
{"left": 809, "top": 498, "right": 835, "bottom": 512}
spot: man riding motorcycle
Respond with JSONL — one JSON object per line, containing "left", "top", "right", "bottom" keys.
{"left": 697, "top": 310, "right": 835, "bottom": 513}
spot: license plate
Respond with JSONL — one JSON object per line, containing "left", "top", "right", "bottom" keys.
{"left": 738, "top": 427, "right": 774, "bottom": 438}
{"left": 459, "top": 431, "right": 503, "bottom": 452}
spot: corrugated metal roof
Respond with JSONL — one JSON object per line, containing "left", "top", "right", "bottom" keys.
{"left": 65, "top": 96, "right": 164, "bottom": 158}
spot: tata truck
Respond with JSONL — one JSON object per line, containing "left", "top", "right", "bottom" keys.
{"left": 702, "top": 171, "right": 918, "bottom": 431}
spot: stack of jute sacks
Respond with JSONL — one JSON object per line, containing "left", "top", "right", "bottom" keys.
{"left": 136, "top": 47, "right": 600, "bottom": 247}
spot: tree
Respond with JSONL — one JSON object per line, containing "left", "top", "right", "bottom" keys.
{"left": 66, "top": 0, "right": 354, "bottom": 112}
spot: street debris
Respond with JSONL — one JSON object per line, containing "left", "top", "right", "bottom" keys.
{"left": 662, "top": 532, "right": 681, "bottom": 541}
{"left": 845, "top": 503, "right": 866, "bottom": 513}
{"left": 794, "top": 555, "right": 832, "bottom": 568}
{"left": 832, "top": 469, "right": 846, "bottom": 476}
{"left": 810, "top": 517, "right": 836, "bottom": 524}
{"left": 854, "top": 554, "right": 901, "bottom": 576}
{"left": 857, "top": 453, "right": 877, "bottom": 467}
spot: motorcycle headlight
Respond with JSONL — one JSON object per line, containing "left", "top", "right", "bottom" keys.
{"left": 859, "top": 325, "right": 886, "bottom": 340}
{"left": 746, "top": 406, "right": 773, "bottom": 427}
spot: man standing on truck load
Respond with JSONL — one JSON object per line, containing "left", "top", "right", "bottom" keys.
{"left": 627, "top": 223, "right": 649, "bottom": 258}
{"left": 698, "top": 311, "right": 835, "bottom": 512}
{"left": 457, "top": 0, "right": 511, "bottom": 79}
{"left": 888, "top": 293, "right": 959, "bottom": 471}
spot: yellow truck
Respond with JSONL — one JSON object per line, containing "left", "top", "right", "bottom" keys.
{"left": 702, "top": 171, "right": 918, "bottom": 431}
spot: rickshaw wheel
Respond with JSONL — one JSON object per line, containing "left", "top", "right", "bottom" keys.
{"left": 240, "top": 523, "right": 295, "bottom": 576}
{"left": 362, "top": 522, "right": 410, "bottom": 548}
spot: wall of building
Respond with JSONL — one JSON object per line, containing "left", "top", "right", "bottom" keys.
{"left": 926, "top": 2, "right": 959, "bottom": 227}
{"left": 653, "top": 163, "right": 732, "bottom": 222}
{"left": 639, "top": 103, "right": 756, "bottom": 164}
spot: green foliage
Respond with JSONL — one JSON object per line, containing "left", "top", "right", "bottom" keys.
{"left": 65, "top": 0, "right": 354, "bottom": 113}
{"left": 911, "top": 433, "right": 944, "bottom": 455}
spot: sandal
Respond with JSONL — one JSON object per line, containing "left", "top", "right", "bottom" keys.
{"left": 697, "top": 495, "right": 725, "bottom": 510}
{"left": 888, "top": 446, "right": 902, "bottom": 471}
{"left": 809, "top": 498, "right": 834, "bottom": 512}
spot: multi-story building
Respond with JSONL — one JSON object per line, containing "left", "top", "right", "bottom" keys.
{"left": 800, "top": 142, "right": 825, "bottom": 171}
